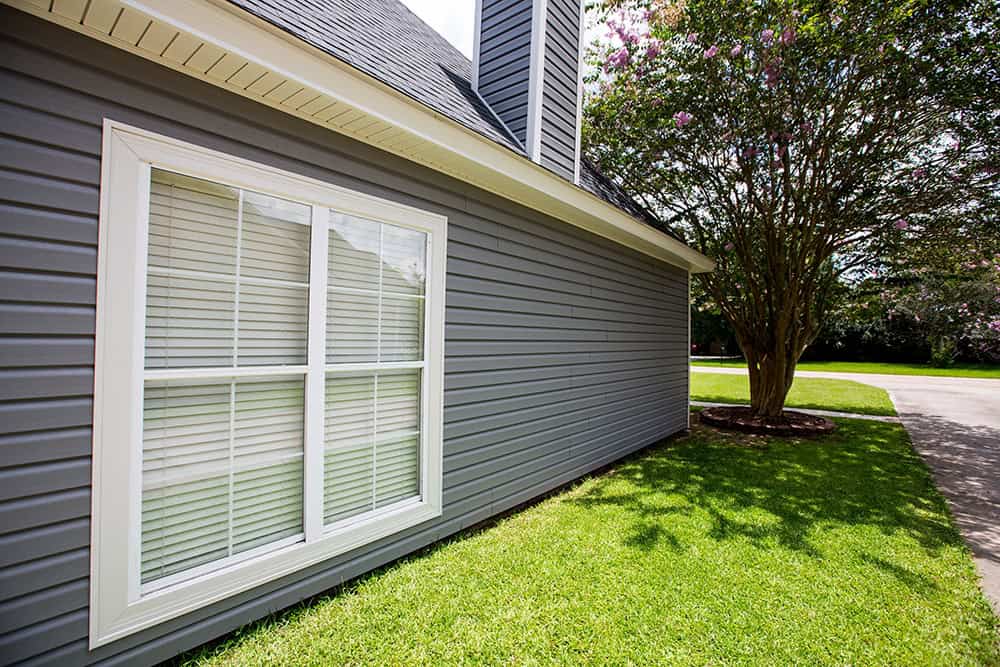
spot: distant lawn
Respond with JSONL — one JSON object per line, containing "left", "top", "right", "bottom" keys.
{"left": 691, "top": 372, "right": 896, "bottom": 416}
{"left": 692, "top": 359, "right": 1000, "bottom": 379}
{"left": 185, "top": 419, "right": 998, "bottom": 666}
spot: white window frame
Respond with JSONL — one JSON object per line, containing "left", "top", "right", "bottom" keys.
{"left": 90, "top": 120, "right": 446, "bottom": 649}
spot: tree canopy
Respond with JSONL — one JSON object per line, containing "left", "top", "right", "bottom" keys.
{"left": 584, "top": 0, "right": 999, "bottom": 416}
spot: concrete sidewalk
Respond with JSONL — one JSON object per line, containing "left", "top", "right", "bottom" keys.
{"left": 693, "top": 365, "right": 1000, "bottom": 615}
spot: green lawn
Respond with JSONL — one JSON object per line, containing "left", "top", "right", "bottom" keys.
{"left": 184, "top": 419, "right": 998, "bottom": 666}
{"left": 691, "top": 371, "right": 897, "bottom": 416}
{"left": 692, "top": 359, "right": 1000, "bottom": 379}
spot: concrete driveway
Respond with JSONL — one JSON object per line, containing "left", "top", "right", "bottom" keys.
{"left": 692, "top": 365, "right": 1000, "bottom": 614}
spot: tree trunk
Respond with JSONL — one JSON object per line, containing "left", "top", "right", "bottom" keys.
{"left": 743, "top": 344, "right": 798, "bottom": 420}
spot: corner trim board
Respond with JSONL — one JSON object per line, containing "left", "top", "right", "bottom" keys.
{"left": 524, "top": 0, "right": 548, "bottom": 162}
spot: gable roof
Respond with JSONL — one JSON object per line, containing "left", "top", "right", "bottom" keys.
{"left": 226, "top": 0, "right": 665, "bottom": 231}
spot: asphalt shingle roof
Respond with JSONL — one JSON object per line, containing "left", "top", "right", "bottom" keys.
{"left": 227, "top": 0, "right": 664, "bottom": 229}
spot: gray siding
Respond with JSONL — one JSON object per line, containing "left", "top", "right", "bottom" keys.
{"left": 540, "top": 0, "right": 581, "bottom": 180}
{"left": 477, "top": 0, "right": 533, "bottom": 145}
{"left": 0, "top": 9, "right": 689, "bottom": 666}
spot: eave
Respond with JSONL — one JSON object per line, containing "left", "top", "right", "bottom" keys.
{"left": 4, "top": 0, "right": 714, "bottom": 273}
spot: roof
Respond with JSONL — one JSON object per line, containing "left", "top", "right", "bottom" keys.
{"left": 226, "top": 0, "right": 665, "bottom": 231}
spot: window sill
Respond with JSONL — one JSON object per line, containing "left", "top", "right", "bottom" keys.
{"left": 93, "top": 498, "right": 440, "bottom": 648}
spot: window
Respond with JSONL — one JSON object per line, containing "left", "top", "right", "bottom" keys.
{"left": 90, "top": 122, "right": 445, "bottom": 648}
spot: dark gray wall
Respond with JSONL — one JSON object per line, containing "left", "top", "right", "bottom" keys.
{"left": 477, "top": 0, "right": 533, "bottom": 145}
{"left": 0, "top": 8, "right": 690, "bottom": 666}
{"left": 540, "top": 0, "right": 581, "bottom": 180}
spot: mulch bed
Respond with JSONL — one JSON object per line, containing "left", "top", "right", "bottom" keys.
{"left": 699, "top": 405, "right": 836, "bottom": 437}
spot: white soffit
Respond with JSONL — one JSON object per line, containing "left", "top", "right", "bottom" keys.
{"left": 4, "top": 0, "right": 714, "bottom": 273}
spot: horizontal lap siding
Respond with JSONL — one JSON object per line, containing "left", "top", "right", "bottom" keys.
{"left": 478, "top": 0, "right": 533, "bottom": 145}
{"left": 0, "top": 9, "right": 689, "bottom": 666}
{"left": 539, "top": 0, "right": 580, "bottom": 180}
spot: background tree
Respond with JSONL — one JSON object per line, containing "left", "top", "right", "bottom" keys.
{"left": 584, "top": 0, "right": 998, "bottom": 417}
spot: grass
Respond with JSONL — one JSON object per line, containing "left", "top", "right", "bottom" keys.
{"left": 692, "top": 359, "right": 1000, "bottom": 379}
{"left": 691, "top": 371, "right": 898, "bottom": 416}
{"left": 183, "top": 419, "right": 998, "bottom": 666}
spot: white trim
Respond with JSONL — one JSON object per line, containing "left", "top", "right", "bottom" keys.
{"left": 572, "top": 0, "right": 586, "bottom": 186}
{"left": 686, "top": 271, "right": 692, "bottom": 429}
{"left": 304, "top": 205, "right": 329, "bottom": 542}
{"left": 5, "top": 0, "right": 712, "bottom": 272}
{"left": 525, "top": 0, "right": 548, "bottom": 162}
{"left": 90, "top": 121, "right": 446, "bottom": 648}
{"left": 471, "top": 0, "right": 483, "bottom": 91}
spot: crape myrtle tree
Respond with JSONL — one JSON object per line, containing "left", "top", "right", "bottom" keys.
{"left": 583, "top": 0, "right": 998, "bottom": 417}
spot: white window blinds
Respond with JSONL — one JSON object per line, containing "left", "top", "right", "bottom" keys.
{"left": 141, "top": 169, "right": 309, "bottom": 589}
{"left": 324, "top": 214, "right": 426, "bottom": 528}
{"left": 137, "top": 169, "right": 431, "bottom": 589}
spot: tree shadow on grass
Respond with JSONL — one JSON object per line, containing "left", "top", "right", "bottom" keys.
{"left": 568, "top": 416, "right": 964, "bottom": 580}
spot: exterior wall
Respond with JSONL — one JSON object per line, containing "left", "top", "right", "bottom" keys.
{"left": 540, "top": 0, "right": 581, "bottom": 180}
{"left": 476, "top": 0, "right": 533, "bottom": 145}
{"left": 0, "top": 9, "right": 690, "bottom": 666}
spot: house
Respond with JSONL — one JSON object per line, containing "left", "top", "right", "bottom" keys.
{"left": 0, "top": 0, "right": 712, "bottom": 663}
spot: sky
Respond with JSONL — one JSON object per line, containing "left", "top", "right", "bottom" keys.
{"left": 400, "top": 0, "right": 476, "bottom": 58}
{"left": 400, "top": 1, "right": 603, "bottom": 61}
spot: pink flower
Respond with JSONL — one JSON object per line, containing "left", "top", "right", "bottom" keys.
{"left": 895, "top": 219, "right": 909, "bottom": 230}
{"left": 687, "top": 33, "right": 699, "bottom": 43}
{"left": 877, "top": 43, "right": 886, "bottom": 54}
{"left": 764, "top": 59, "right": 781, "bottom": 88}
{"left": 606, "top": 47, "right": 630, "bottom": 69}
{"left": 704, "top": 45, "right": 719, "bottom": 58}
{"left": 721, "top": 130, "right": 734, "bottom": 142}
{"left": 780, "top": 27, "right": 796, "bottom": 45}
{"left": 912, "top": 167, "right": 928, "bottom": 179}
{"left": 650, "top": 98, "right": 663, "bottom": 107}
{"left": 724, "top": 242, "right": 735, "bottom": 251}
{"left": 761, "top": 29, "right": 775, "bottom": 45}
{"left": 674, "top": 111, "right": 693, "bottom": 128}
{"left": 951, "top": 139, "right": 961, "bottom": 150}
{"left": 831, "top": 13, "right": 843, "bottom": 27}
{"left": 730, "top": 44, "right": 743, "bottom": 57}
{"left": 646, "top": 39, "right": 662, "bottom": 59}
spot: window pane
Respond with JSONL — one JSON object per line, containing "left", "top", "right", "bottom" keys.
{"left": 145, "top": 273, "right": 235, "bottom": 368}
{"left": 148, "top": 170, "right": 238, "bottom": 275}
{"left": 141, "top": 380, "right": 232, "bottom": 584}
{"left": 141, "top": 376, "right": 304, "bottom": 586}
{"left": 145, "top": 171, "right": 310, "bottom": 369}
{"left": 232, "top": 378, "right": 304, "bottom": 554}
{"left": 238, "top": 282, "right": 309, "bottom": 366}
{"left": 324, "top": 370, "right": 421, "bottom": 526}
{"left": 240, "top": 190, "right": 311, "bottom": 283}
{"left": 380, "top": 224, "right": 426, "bottom": 295}
{"left": 326, "top": 215, "right": 426, "bottom": 364}
{"left": 328, "top": 214, "right": 380, "bottom": 291}
{"left": 327, "top": 290, "right": 378, "bottom": 363}
{"left": 324, "top": 374, "right": 374, "bottom": 524}
{"left": 380, "top": 295, "right": 424, "bottom": 362}
{"left": 375, "top": 370, "right": 420, "bottom": 508}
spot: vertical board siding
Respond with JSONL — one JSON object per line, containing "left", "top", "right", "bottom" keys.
{"left": 477, "top": 0, "right": 533, "bottom": 144}
{"left": 0, "top": 9, "right": 690, "bottom": 666}
{"left": 540, "top": 0, "right": 581, "bottom": 179}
